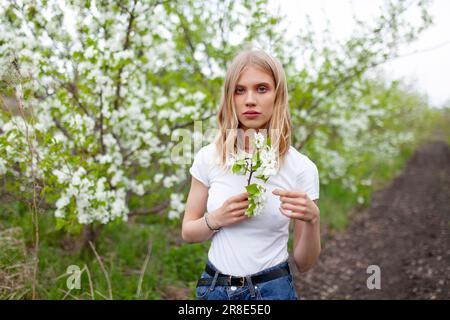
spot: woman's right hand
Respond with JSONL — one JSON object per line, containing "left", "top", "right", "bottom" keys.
{"left": 208, "top": 192, "right": 249, "bottom": 229}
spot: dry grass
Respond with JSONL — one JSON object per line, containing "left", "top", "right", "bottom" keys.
{"left": 0, "top": 226, "right": 33, "bottom": 299}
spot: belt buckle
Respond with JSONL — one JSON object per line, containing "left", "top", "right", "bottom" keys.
{"left": 228, "top": 276, "right": 246, "bottom": 288}
{"left": 238, "top": 277, "right": 245, "bottom": 288}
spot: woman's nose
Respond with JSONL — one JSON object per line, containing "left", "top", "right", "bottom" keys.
{"left": 245, "top": 90, "right": 256, "bottom": 106}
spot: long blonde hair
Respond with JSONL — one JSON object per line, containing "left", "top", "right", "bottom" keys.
{"left": 214, "top": 48, "right": 292, "bottom": 168}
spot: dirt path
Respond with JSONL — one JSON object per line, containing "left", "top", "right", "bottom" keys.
{"left": 291, "top": 140, "right": 450, "bottom": 299}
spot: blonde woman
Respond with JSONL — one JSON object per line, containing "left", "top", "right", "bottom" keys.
{"left": 182, "top": 48, "right": 321, "bottom": 300}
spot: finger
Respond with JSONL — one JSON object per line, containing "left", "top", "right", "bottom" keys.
{"left": 279, "top": 208, "right": 310, "bottom": 221}
{"left": 233, "top": 211, "right": 249, "bottom": 222}
{"left": 273, "top": 189, "right": 306, "bottom": 198}
{"left": 233, "top": 200, "right": 250, "bottom": 210}
{"left": 279, "top": 207, "right": 294, "bottom": 218}
{"left": 291, "top": 213, "right": 311, "bottom": 222}
{"left": 232, "top": 208, "right": 248, "bottom": 217}
{"left": 279, "top": 196, "right": 305, "bottom": 206}
{"left": 229, "top": 192, "right": 249, "bottom": 202}
{"left": 228, "top": 201, "right": 249, "bottom": 212}
{"left": 281, "top": 203, "right": 306, "bottom": 213}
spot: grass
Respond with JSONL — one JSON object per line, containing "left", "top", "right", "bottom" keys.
{"left": 0, "top": 225, "right": 33, "bottom": 299}
{"left": 0, "top": 203, "right": 209, "bottom": 299}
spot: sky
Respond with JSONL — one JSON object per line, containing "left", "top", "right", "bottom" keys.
{"left": 270, "top": 0, "right": 450, "bottom": 108}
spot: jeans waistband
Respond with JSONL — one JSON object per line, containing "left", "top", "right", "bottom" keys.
{"left": 198, "top": 260, "right": 291, "bottom": 288}
{"left": 206, "top": 259, "right": 290, "bottom": 278}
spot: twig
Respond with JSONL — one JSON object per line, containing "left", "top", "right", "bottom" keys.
{"left": 10, "top": 57, "right": 41, "bottom": 300}
{"left": 128, "top": 177, "right": 190, "bottom": 217}
{"left": 58, "top": 288, "right": 79, "bottom": 300}
{"left": 136, "top": 238, "right": 153, "bottom": 298}
{"left": 113, "top": 0, "right": 137, "bottom": 111}
{"left": 88, "top": 241, "right": 113, "bottom": 300}
{"left": 94, "top": 289, "right": 109, "bottom": 300}
{"left": 82, "top": 264, "right": 95, "bottom": 300}
{"left": 246, "top": 152, "right": 256, "bottom": 187}
{"left": 128, "top": 200, "right": 170, "bottom": 217}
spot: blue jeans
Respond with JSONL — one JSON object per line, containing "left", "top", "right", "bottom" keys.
{"left": 196, "top": 260, "right": 298, "bottom": 300}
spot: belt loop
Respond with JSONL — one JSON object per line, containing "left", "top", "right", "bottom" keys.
{"left": 208, "top": 270, "right": 220, "bottom": 292}
{"left": 245, "top": 275, "right": 256, "bottom": 298}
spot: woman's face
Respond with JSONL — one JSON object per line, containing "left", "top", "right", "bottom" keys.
{"left": 234, "top": 65, "right": 276, "bottom": 131}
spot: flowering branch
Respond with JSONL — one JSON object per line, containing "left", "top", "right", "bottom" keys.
{"left": 246, "top": 156, "right": 253, "bottom": 186}
{"left": 230, "top": 132, "right": 278, "bottom": 217}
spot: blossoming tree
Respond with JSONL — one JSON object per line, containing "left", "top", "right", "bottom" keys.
{"left": 0, "top": 0, "right": 433, "bottom": 245}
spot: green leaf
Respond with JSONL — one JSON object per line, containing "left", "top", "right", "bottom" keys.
{"left": 255, "top": 174, "right": 268, "bottom": 183}
{"left": 232, "top": 164, "right": 243, "bottom": 174}
{"left": 246, "top": 183, "right": 259, "bottom": 195}
{"left": 245, "top": 201, "right": 257, "bottom": 217}
{"left": 55, "top": 218, "right": 68, "bottom": 231}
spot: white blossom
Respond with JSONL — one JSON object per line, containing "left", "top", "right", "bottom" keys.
{"left": 154, "top": 173, "right": 164, "bottom": 183}
{"left": 54, "top": 209, "right": 65, "bottom": 218}
{"left": 85, "top": 46, "right": 95, "bottom": 59}
{"left": 256, "top": 146, "right": 278, "bottom": 177}
{"left": 0, "top": 158, "right": 6, "bottom": 175}
{"left": 55, "top": 193, "right": 71, "bottom": 209}
{"left": 254, "top": 132, "right": 265, "bottom": 149}
{"left": 168, "top": 210, "right": 180, "bottom": 220}
{"left": 169, "top": 193, "right": 185, "bottom": 220}
{"left": 249, "top": 184, "right": 267, "bottom": 217}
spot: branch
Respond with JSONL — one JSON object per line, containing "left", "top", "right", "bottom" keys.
{"left": 111, "top": 131, "right": 126, "bottom": 157}
{"left": 178, "top": 13, "right": 216, "bottom": 94}
{"left": 305, "top": 56, "right": 388, "bottom": 117}
{"left": 128, "top": 200, "right": 170, "bottom": 217}
{"left": 247, "top": 158, "right": 254, "bottom": 187}
{"left": 1, "top": 189, "right": 54, "bottom": 211}
{"left": 297, "top": 126, "right": 318, "bottom": 150}
{"left": 217, "top": 1, "right": 230, "bottom": 70}
{"left": 52, "top": 116, "right": 91, "bottom": 155}
{"left": 99, "top": 89, "right": 105, "bottom": 154}
{"left": 172, "top": 113, "right": 214, "bottom": 130}
{"left": 127, "top": 176, "right": 190, "bottom": 217}
{"left": 64, "top": 81, "right": 90, "bottom": 116}
{"left": 113, "top": 0, "right": 137, "bottom": 111}
{"left": 52, "top": 116, "right": 72, "bottom": 139}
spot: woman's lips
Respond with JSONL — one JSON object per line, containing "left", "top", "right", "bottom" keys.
{"left": 243, "top": 111, "right": 260, "bottom": 119}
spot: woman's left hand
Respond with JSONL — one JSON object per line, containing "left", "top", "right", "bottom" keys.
{"left": 272, "top": 189, "right": 320, "bottom": 224}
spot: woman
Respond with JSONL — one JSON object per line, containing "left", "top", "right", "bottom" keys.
{"left": 182, "top": 48, "right": 321, "bottom": 300}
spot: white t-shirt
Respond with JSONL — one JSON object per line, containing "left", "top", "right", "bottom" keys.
{"left": 189, "top": 143, "right": 320, "bottom": 276}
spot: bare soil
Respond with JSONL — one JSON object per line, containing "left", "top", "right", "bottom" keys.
{"left": 291, "top": 140, "right": 450, "bottom": 300}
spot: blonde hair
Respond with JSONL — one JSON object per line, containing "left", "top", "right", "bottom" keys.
{"left": 214, "top": 47, "right": 292, "bottom": 168}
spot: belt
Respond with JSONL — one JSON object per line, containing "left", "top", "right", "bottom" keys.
{"left": 196, "top": 263, "right": 291, "bottom": 288}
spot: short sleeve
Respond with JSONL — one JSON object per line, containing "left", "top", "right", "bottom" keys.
{"left": 296, "top": 161, "right": 320, "bottom": 201}
{"left": 189, "top": 147, "right": 210, "bottom": 188}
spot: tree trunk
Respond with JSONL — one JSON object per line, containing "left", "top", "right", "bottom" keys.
{"left": 72, "top": 225, "right": 104, "bottom": 252}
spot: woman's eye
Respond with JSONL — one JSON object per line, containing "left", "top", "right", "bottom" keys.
{"left": 235, "top": 86, "right": 267, "bottom": 94}
{"left": 258, "top": 86, "right": 268, "bottom": 93}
